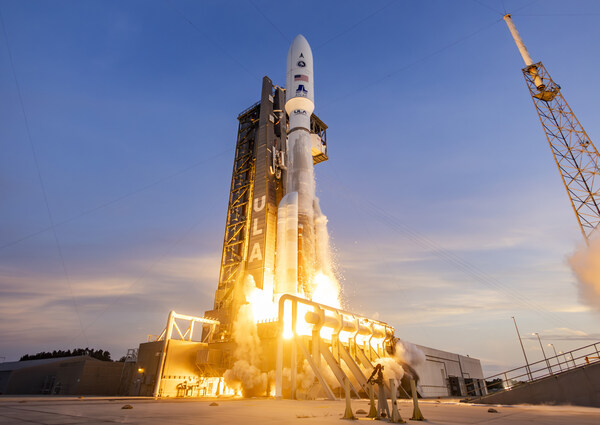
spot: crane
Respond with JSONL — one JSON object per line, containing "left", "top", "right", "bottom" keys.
{"left": 504, "top": 14, "right": 600, "bottom": 243}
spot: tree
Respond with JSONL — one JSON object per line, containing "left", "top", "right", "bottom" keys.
{"left": 19, "top": 348, "right": 113, "bottom": 362}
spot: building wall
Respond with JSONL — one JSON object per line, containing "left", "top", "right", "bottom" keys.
{"left": 133, "top": 340, "right": 214, "bottom": 397}
{"left": 131, "top": 341, "right": 164, "bottom": 396}
{"left": 413, "top": 345, "right": 485, "bottom": 398}
{"left": 0, "top": 356, "right": 128, "bottom": 395}
{"left": 5, "top": 362, "right": 68, "bottom": 394}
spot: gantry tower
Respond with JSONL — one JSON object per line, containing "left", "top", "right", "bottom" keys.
{"left": 206, "top": 76, "right": 328, "bottom": 339}
{"left": 504, "top": 14, "right": 600, "bottom": 242}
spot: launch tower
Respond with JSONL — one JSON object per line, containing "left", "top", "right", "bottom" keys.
{"left": 205, "top": 76, "right": 329, "bottom": 339}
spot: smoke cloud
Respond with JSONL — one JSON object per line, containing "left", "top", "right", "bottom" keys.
{"left": 568, "top": 236, "right": 600, "bottom": 312}
{"left": 372, "top": 340, "right": 425, "bottom": 386}
{"left": 223, "top": 275, "right": 269, "bottom": 396}
{"left": 374, "top": 357, "right": 405, "bottom": 382}
{"left": 395, "top": 340, "right": 425, "bottom": 367}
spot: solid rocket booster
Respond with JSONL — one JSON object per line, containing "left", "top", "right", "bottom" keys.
{"left": 275, "top": 34, "right": 317, "bottom": 296}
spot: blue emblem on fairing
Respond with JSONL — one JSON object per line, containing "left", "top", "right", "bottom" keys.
{"left": 296, "top": 84, "right": 308, "bottom": 95}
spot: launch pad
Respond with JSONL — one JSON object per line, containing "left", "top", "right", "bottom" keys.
{"left": 131, "top": 36, "right": 483, "bottom": 402}
{"left": 132, "top": 45, "right": 410, "bottom": 398}
{"left": 131, "top": 73, "right": 404, "bottom": 394}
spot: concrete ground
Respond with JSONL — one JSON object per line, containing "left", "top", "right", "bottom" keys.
{"left": 0, "top": 396, "right": 599, "bottom": 425}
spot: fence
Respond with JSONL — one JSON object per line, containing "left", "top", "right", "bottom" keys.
{"left": 484, "top": 342, "right": 600, "bottom": 393}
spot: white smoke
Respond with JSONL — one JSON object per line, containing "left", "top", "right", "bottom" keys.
{"left": 223, "top": 360, "right": 266, "bottom": 397}
{"left": 223, "top": 275, "right": 269, "bottom": 396}
{"left": 298, "top": 359, "right": 316, "bottom": 391}
{"left": 394, "top": 340, "right": 425, "bottom": 367}
{"left": 568, "top": 236, "right": 600, "bottom": 312}
{"left": 374, "top": 357, "right": 405, "bottom": 382}
{"left": 368, "top": 340, "right": 425, "bottom": 387}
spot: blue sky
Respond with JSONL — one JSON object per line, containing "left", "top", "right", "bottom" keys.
{"left": 1, "top": 0, "right": 599, "bottom": 374}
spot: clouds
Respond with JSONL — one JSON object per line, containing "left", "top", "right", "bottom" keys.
{"left": 0, "top": 251, "right": 219, "bottom": 360}
{"left": 1, "top": 0, "right": 599, "bottom": 377}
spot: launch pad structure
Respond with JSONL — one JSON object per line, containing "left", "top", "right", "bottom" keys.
{"left": 130, "top": 36, "right": 486, "bottom": 402}
{"left": 131, "top": 75, "right": 406, "bottom": 400}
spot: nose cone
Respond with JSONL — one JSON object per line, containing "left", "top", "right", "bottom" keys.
{"left": 287, "top": 34, "right": 313, "bottom": 67}
{"left": 286, "top": 34, "right": 315, "bottom": 115}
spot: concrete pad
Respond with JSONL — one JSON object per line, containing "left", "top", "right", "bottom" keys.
{"left": 0, "top": 396, "right": 599, "bottom": 425}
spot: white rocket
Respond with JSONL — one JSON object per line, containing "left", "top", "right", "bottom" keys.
{"left": 275, "top": 34, "right": 319, "bottom": 296}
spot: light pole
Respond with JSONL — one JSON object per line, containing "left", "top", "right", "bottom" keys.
{"left": 559, "top": 351, "right": 573, "bottom": 370}
{"left": 512, "top": 316, "right": 532, "bottom": 380}
{"left": 533, "top": 333, "right": 552, "bottom": 375}
{"left": 548, "top": 343, "right": 562, "bottom": 372}
{"left": 568, "top": 353, "right": 576, "bottom": 368}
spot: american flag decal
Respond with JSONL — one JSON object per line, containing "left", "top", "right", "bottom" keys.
{"left": 294, "top": 74, "right": 309, "bottom": 82}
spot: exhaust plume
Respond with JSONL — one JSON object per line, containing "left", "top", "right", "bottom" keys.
{"left": 568, "top": 236, "right": 600, "bottom": 312}
{"left": 223, "top": 275, "right": 269, "bottom": 396}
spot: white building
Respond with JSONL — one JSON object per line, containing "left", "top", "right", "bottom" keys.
{"left": 413, "top": 344, "right": 486, "bottom": 398}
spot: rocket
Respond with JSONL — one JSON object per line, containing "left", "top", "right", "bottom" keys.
{"left": 275, "top": 34, "right": 319, "bottom": 297}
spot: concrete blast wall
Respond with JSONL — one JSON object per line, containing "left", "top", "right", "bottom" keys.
{"left": 473, "top": 362, "right": 600, "bottom": 407}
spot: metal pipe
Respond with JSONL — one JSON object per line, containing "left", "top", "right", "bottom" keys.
{"left": 153, "top": 310, "right": 175, "bottom": 397}
{"left": 511, "top": 316, "right": 532, "bottom": 380}
{"left": 276, "top": 294, "right": 395, "bottom": 399}
{"left": 304, "top": 312, "right": 373, "bottom": 336}
{"left": 278, "top": 294, "right": 392, "bottom": 332}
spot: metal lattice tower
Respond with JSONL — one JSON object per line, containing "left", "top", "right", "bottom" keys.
{"left": 504, "top": 14, "right": 600, "bottom": 242}
{"left": 213, "top": 101, "right": 259, "bottom": 313}
{"left": 523, "top": 63, "right": 600, "bottom": 241}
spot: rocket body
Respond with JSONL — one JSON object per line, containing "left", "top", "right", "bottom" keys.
{"left": 275, "top": 35, "right": 317, "bottom": 296}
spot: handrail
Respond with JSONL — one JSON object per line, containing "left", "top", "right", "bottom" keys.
{"left": 483, "top": 341, "right": 600, "bottom": 393}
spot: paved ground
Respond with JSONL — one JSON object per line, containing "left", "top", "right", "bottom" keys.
{"left": 0, "top": 396, "right": 598, "bottom": 425}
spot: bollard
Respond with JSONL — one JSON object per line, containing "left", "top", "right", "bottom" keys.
{"left": 389, "top": 379, "right": 406, "bottom": 423}
{"left": 342, "top": 377, "right": 357, "bottom": 420}
{"left": 367, "top": 384, "right": 378, "bottom": 419}
{"left": 409, "top": 379, "right": 425, "bottom": 421}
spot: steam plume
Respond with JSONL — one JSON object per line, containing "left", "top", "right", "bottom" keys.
{"left": 223, "top": 275, "right": 268, "bottom": 396}
{"left": 568, "top": 236, "right": 600, "bottom": 312}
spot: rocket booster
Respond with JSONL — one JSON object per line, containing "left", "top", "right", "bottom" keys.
{"left": 275, "top": 35, "right": 318, "bottom": 296}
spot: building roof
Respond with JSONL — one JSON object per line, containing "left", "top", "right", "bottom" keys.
{"left": 0, "top": 356, "right": 100, "bottom": 372}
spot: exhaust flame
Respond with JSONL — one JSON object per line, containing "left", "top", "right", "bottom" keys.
{"left": 248, "top": 286, "right": 277, "bottom": 322}
{"left": 311, "top": 272, "right": 341, "bottom": 308}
